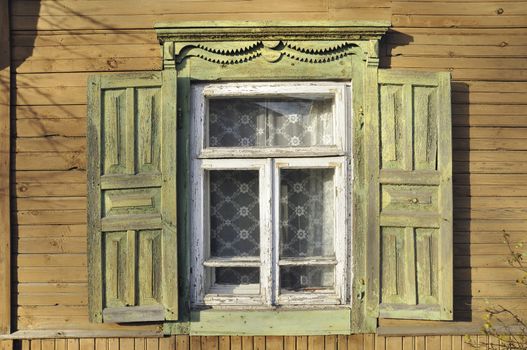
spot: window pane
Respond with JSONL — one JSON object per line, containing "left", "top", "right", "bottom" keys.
{"left": 280, "top": 266, "right": 334, "bottom": 291}
{"left": 208, "top": 99, "right": 263, "bottom": 147}
{"left": 209, "top": 170, "right": 260, "bottom": 257}
{"left": 215, "top": 267, "right": 260, "bottom": 285}
{"left": 266, "top": 98, "right": 333, "bottom": 147}
{"left": 279, "top": 168, "right": 335, "bottom": 257}
{"left": 208, "top": 97, "right": 334, "bottom": 147}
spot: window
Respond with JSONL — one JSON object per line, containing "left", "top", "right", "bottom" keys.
{"left": 190, "top": 82, "right": 351, "bottom": 307}
{"left": 86, "top": 21, "right": 453, "bottom": 332}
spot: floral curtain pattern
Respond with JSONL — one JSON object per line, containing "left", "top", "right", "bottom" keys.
{"left": 208, "top": 97, "right": 334, "bottom": 148}
{"left": 279, "top": 168, "right": 335, "bottom": 258}
{"left": 209, "top": 170, "right": 260, "bottom": 258}
{"left": 206, "top": 98, "right": 337, "bottom": 291}
{"left": 278, "top": 168, "right": 335, "bottom": 291}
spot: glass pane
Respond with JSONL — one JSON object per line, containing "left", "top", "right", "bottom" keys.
{"left": 208, "top": 99, "right": 263, "bottom": 147}
{"left": 266, "top": 98, "right": 333, "bottom": 147}
{"left": 208, "top": 96, "right": 334, "bottom": 147}
{"left": 279, "top": 168, "right": 335, "bottom": 257}
{"left": 215, "top": 267, "right": 260, "bottom": 285}
{"left": 280, "top": 266, "right": 334, "bottom": 291}
{"left": 209, "top": 170, "right": 260, "bottom": 257}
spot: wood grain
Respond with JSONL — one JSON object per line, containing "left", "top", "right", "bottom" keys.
{"left": 0, "top": 0, "right": 10, "bottom": 336}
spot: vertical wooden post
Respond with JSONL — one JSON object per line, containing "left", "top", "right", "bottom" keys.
{"left": 363, "top": 40, "right": 381, "bottom": 331}
{"left": 0, "top": 0, "right": 11, "bottom": 335}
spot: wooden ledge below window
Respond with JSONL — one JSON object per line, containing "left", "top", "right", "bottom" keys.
{"left": 0, "top": 329, "right": 163, "bottom": 340}
{"left": 378, "top": 322, "right": 524, "bottom": 336}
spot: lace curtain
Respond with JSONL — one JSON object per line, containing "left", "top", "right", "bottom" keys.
{"left": 279, "top": 169, "right": 335, "bottom": 291}
{"left": 206, "top": 97, "right": 336, "bottom": 291}
{"left": 208, "top": 168, "right": 335, "bottom": 290}
{"left": 208, "top": 97, "right": 334, "bottom": 147}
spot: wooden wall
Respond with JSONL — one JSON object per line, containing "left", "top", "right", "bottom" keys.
{"left": 8, "top": 0, "right": 527, "bottom": 339}
{"left": 16, "top": 335, "right": 496, "bottom": 350}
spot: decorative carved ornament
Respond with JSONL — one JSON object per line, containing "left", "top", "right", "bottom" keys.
{"left": 155, "top": 21, "right": 390, "bottom": 67}
{"left": 176, "top": 41, "right": 358, "bottom": 64}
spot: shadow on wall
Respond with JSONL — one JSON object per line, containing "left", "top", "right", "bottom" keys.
{"left": 8, "top": 0, "right": 41, "bottom": 333}
{"left": 8, "top": 1, "right": 158, "bottom": 331}
{"left": 450, "top": 81, "right": 472, "bottom": 322}
{"left": 378, "top": 30, "right": 413, "bottom": 70}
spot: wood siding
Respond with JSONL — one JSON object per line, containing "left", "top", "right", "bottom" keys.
{"left": 16, "top": 335, "right": 492, "bottom": 350}
{"left": 8, "top": 0, "right": 527, "bottom": 340}
{"left": 0, "top": 0, "right": 11, "bottom": 336}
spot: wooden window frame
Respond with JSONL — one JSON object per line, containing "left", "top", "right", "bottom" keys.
{"left": 190, "top": 82, "right": 351, "bottom": 309}
{"left": 155, "top": 21, "right": 391, "bottom": 335}
{"left": 273, "top": 157, "right": 348, "bottom": 306}
{"left": 192, "top": 82, "right": 348, "bottom": 159}
{"left": 191, "top": 158, "right": 273, "bottom": 307}
{"left": 0, "top": 20, "right": 456, "bottom": 339}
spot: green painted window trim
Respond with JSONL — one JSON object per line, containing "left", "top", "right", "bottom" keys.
{"left": 164, "top": 309, "right": 352, "bottom": 336}
{"left": 85, "top": 20, "right": 454, "bottom": 335}
{"left": 157, "top": 21, "right": 390, "bottom": 335}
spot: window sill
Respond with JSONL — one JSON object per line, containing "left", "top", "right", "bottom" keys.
{"left": 169, "top": 309, "right": 351, "bottom": 336}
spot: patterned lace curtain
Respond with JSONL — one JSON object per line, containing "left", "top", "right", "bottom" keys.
{"left": 208, "top": 97, "right": 334, "bottom": 147}
{"left": 206, "top": 97, "right": 336, "bottom": 290}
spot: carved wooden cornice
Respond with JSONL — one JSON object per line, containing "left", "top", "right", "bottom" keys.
{"left": 174, "top": 41, "right": 359, "bottom": 64}
{"left": 154, "top": 21, "right": 390, "bottom": 67}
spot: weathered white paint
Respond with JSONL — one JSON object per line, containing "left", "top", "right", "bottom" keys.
{"left": 272, "top": 157, "right": 348, "bottom": 306}
{"left": 190, "top": 81, "right": 352, "bottom": 308}
{"left": 193, "top": 81, "right": 347, "bottom": 157}
{"left": 191, "top": 158, "right": 271, "bottom": 307}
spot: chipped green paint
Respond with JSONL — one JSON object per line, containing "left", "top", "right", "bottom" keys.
{"left": 86, "top": 21, "right": 453, "bottom": 334}
{"left": 153, "top": 21, "right": 390, "bottom": 334}
{"left": 376, "top": 70, "right": 453, "bottom": 321}
{"left": 163, "top": 309, "right": 352, "bottom": 336}
{"left": 87, "top": 71, "right": 178, "bottom": 323}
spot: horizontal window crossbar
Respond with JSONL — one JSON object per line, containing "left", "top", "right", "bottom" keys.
{"left": 207, "top": 284, "right": 261, "bottom": 295}
{"left": 199, "top": 147, "right": 344, "bottom": 159}
{"left": 278, "top": 257, "right": 337, "bottom": 266}
{"left": 204, "top": 257, "right": 261, "bottom": 267}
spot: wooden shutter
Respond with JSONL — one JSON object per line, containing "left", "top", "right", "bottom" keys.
{"left": 87, "top": 71, "right": 177, "bottom": 323}
{"left": 377, "top": 70, "right": 453, "bottom": 320}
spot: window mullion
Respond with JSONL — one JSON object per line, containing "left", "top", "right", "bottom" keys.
{"left": 271, "top": 158, "right": 281, "bottom": 305}
{"left": 260, "top": 158, "right": 273, "bottom": 306}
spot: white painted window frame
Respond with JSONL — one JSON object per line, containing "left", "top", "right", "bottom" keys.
{"left": 190, "top": 81, "right": 352, "bottom": 308}
{"left": 273, "top": 157, "right": 347, "bottom": 305}
{"left": 192, "top": 82, "right": 348, "bottom": 159}
{"left": 191, "top": 158, "right": 273, "bottom": 307}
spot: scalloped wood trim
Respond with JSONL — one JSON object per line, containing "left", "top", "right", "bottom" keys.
{"left": 175, "top": 41, "right": 358, "bottom": 64}
{"left": 158, "top": 21, "right": 389, "bottom": 67}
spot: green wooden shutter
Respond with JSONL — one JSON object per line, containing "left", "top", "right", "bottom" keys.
{"left": 377, "top": 70, "right": 453, "bottom": 320}
{"left": 87, "top": 71, "right": 177, "bottom": 323}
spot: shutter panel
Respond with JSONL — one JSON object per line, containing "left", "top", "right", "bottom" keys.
{"left": 377, "top": 70, "right": 452, "bottom": 320}
{"left": 87, "top": 71, "right": 177, "bottom": 323}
